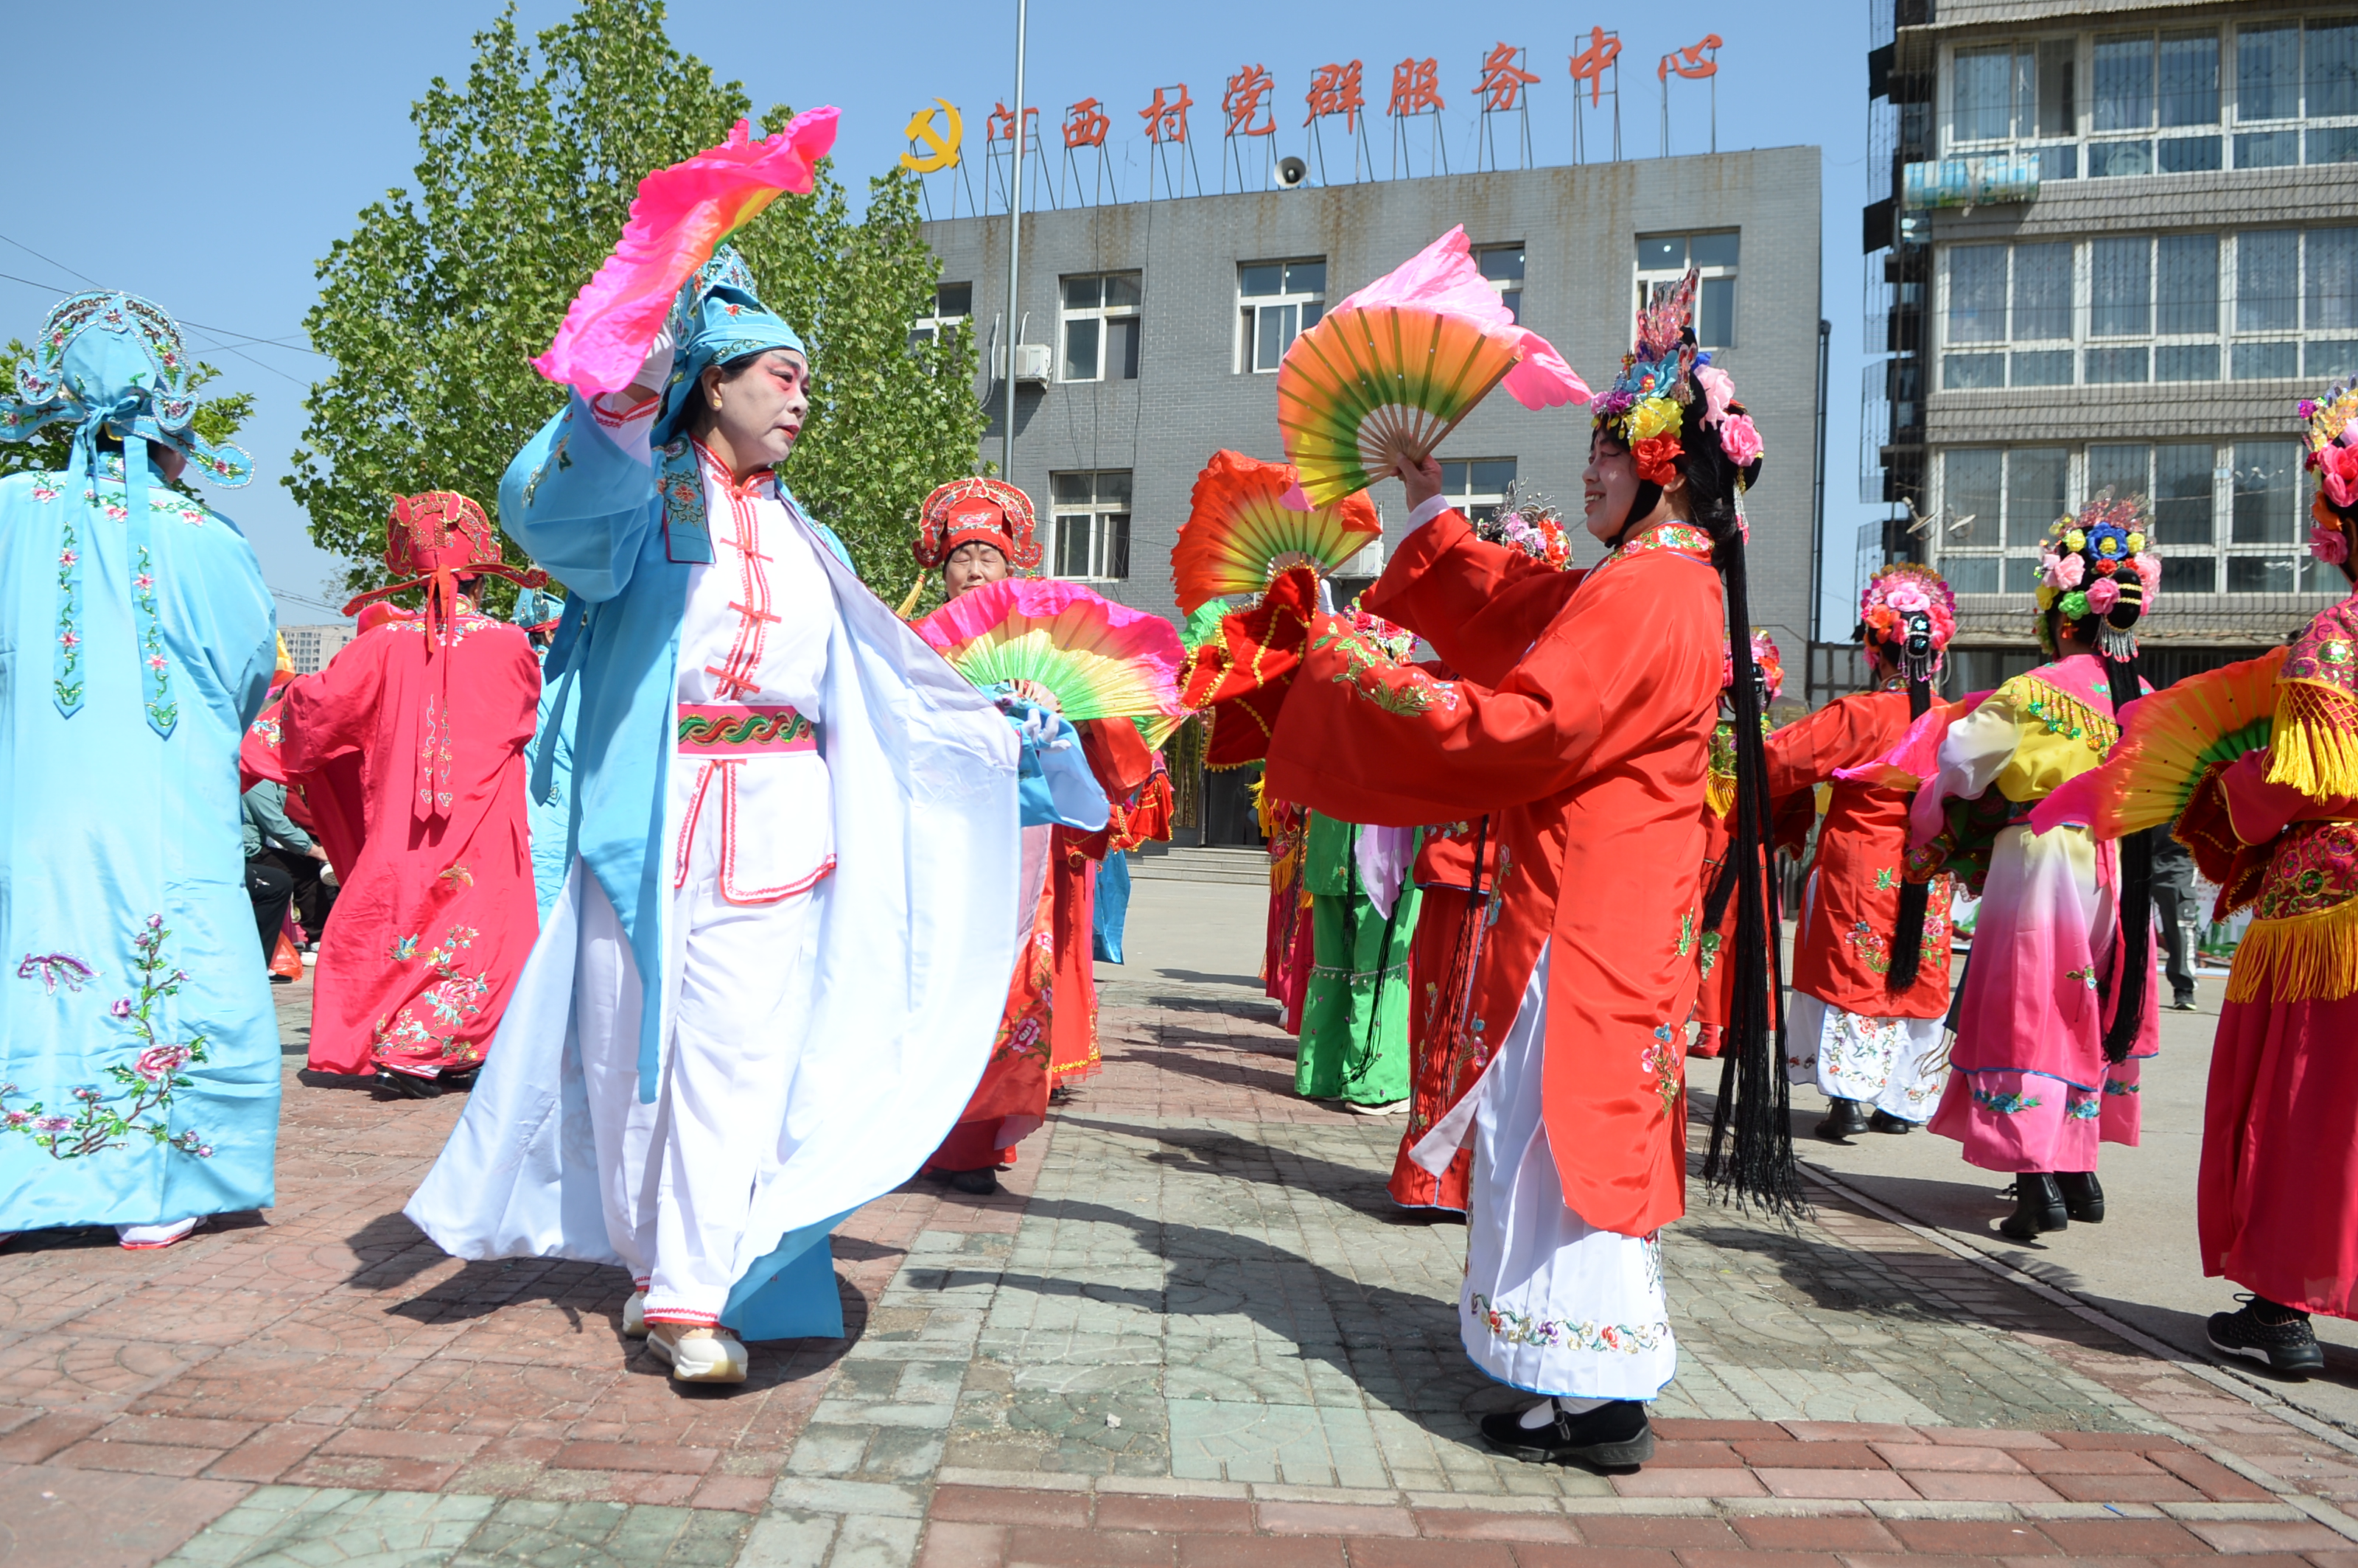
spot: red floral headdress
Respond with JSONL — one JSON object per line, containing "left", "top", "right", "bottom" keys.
{"left": 914, "top": 477, "right": 1042, "bottom": 572}
{"left": 340, "top": 492, "right": 548, "bottom": 825}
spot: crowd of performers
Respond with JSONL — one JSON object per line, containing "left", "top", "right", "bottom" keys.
{"left": 2, "top": 206, "right": 2355, "bottom": 1463}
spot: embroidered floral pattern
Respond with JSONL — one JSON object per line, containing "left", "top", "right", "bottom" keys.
{"left": 17, "top": 953, "right": 96, "bottom": 995}
{"left": 2065, "top": 1093, "right": 2101, "bottom": 1120}
{"left": 991, "top": 929, "right": 1057, "bottom": 1067}
{"left": 0, "top": 915, "right": 214, "bottom": 1161}
{"left": 1698, "top": 929, "right": 1723, "bottom": 976}
{"left": 1639, "top": 1024, "right": 1682, "bottom": 1119}
{"left": 1309, "top": 626, "right": 1459, "bottom": 718}
{"left": 1875, "top": 867, "right": 1898, "bottom": 891}
{"left": 1973, "top": 1085, "right": 2043, "bottom": 1114}
{"left": 2103, "top": 1077, "right": 2139, "bottom": 1096}
{"left": 417, "top": 693, "right": 455, "bottom": 812}
{"left": 135, "top": 544, "right": 175, "bottom": 731}
{"left": 249, "top": 713, "right": 282, "bottom": 748}
{"left": 2064, "top": 966, "right": 2099, "bottom": 992}
{"left": 372, "top": 925, "right": 494, "bottom": 1072}
{"left": 1847, "top": 920, "right": 1892, "bottom": 976}
{"left": 1468, "top": 1294, "right": 1670, "bottom": 1352}
{"left": 54, "top": 510, "right": 83, "bottom": 710}
{"left": 2007, "top": 674, "right": 2118, "bottom": 753}
{"left": 2253, "top": 821, "right": 2358, "bottom": 922}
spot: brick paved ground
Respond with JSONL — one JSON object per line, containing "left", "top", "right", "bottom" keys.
{"left": 4, "top": 967, "right": 2358, "bottom": 1567}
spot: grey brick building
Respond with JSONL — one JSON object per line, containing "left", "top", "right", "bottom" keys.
{"left": 918, "top": 147, "right": 1827, "bottom": 656}
{"left": 1864, "top": 0, "right": 2358, "bottom": 693}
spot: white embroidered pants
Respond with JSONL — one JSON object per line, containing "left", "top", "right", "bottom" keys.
{"left": 573, "top": 824, "right": 822, "bottom": 1326}
{"left": 1460, "top": 944, "right": 1679, "bottom": 1400}
{"left": 1783, "top": 991, "right": 1949, "bottom": 1125}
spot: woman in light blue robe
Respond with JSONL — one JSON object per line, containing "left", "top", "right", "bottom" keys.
{"left": 0, "top": 293, "right": 278, "bottom": 1248}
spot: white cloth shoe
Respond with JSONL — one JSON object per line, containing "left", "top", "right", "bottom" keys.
{"left": 622, "top": 1289, "right": 648, "bottom": 1338}
{"left": 116, "top": 1217, "right": 204, "bottom": 1250}
{"left": 646, "top": 1321, "right": 748, "bottom": 1383}
{"left": 1346, "top": 1099, "right": 1408, "bottom": 1116}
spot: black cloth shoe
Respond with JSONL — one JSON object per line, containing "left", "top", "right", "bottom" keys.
{"left": 948, "top": 1168, "right": 998, "bottom": 1196}
{"left": 374, "top": 1068, "right": 443, "bottom": 1099}
{"left": 2209, "top": 1296, "right": 2325, "bottom": 1378}
{"left": 1814, "top": 1098, "right": 1872, "bottom": 1142}
{"left": 2055, "top": 1171, "right": 2105, "bottom": 1223}
{"left": 1998, "top": 1174, "right": 2067, "bottom": 1240}
{"left": 1479, "top": 1399, "right": 1654, "bottom": 1469}
{"left": 1867, "top": 1110, "right": 1914, "bottom": 1135}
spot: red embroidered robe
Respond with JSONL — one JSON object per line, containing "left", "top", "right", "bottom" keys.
{"left": 277, "top": 611, "right": 541, "bottom": 1077}
{"left": 1266, "top": 512, "right": 1722, "bottom": 1238}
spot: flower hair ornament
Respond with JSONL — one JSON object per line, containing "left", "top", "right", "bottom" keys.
{"left": 1346, "top": 596, "right": 1418, "bottom": 662}
{"left": 1590, "top": 270, "right": 1766, "bottom": 523}
{"left": 2301, "top": 381, "right": 2358, "bottom": 570}
{"left": 2033, "top": 489, "right": 2159, "bottom": 661}
{"left": 1720, "top": 628, "right": 1785, "bottom": 704}
{"left": 914, "top": 476, "right": 1042, "bottom": 573}
{"left": 1472, "top": 481, "right": 1574, "bottom": 569}
{"left": 1858, "top": 562, "right": 1957, "bottom": 686}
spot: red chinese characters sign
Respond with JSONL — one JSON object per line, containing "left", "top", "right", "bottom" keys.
{"left": 1388, "top": 57, "right": 1444, "bottom": 116}
{"left": 1474, "top": 43, "right": 1539, "bottom": 113}
{"left": 1064, "top": 98, "right": 1109, "bottom": 150}
{"left": 1659, "top": 34, "right": 1723, "bottom": 81}
{"left": 1139, "top": 84, "right": 1193, "bottom": 143}
{"left": 987, "top": 102, "right": 1038, "bottom": 144}
{"left": 1223, "top": 64, "right": 1276, "bottom": 137}
{"left": 1568, "top": 27, "right": 1622, "bottom": 108}
{"left": 1304, "top": 61, "right": 1365, "bottom": 131}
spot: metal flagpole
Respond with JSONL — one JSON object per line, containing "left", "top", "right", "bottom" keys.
{"left": 1002, "top": 0, "right": 1028, "bottom": 480}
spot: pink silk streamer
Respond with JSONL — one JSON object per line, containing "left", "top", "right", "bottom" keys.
{"left": 1329, "top": 225, "right": 1589, "bottom": 410}
{"left": 532, "top": 110, "right": 842, "bottom": 394}
{"left": 1827, "top": 690, "right": 1997, "bottom": 847}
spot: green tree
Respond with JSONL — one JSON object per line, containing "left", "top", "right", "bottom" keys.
{"left": 0, "top": 339, "right": 255, "bottom": 496}
{"left": 289, "top": 0, "right": 982, "bottom": 609}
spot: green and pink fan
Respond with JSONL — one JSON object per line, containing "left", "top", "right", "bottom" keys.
{"left": 914, "top": 578, "right": 1191, "bottom": 746}
{"left": 1175, "top": 450, "right": 1381, "bottom": 617}
{"left": 1276, "top": 226, "right": 1589, "bottom": 509}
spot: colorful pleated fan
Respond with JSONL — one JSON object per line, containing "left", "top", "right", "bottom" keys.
{"left": 2030, "top": 648, "right": 2286, "bottom": 840}
{"left": 1175, "top": 451, "right": 1381, "bottom": 616}
{"left": 914, "top": 578, "right": 1190, "bottom": 746}
{"left": 532, "top": 111, "right": 839, "bottom": 394}
{"left": 1276, "top": 227, "right": 1587, "bottom": 509}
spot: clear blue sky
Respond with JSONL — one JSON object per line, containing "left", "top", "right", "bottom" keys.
{"left": 0, "top": 0, "right": 1879, "bottom": 634}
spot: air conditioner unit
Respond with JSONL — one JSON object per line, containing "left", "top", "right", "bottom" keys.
{"left": 993, "top": 342, "right": 1052, "bottom": 383}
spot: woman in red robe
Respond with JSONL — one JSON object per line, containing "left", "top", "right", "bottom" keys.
{"left": 276, "top": 494, "right": 545, "bottom": 1093}
{"left": 1187, "top": 278, "right": 1793, "bottom": 1469}
{"left": 1768, "top": 567, "right": 1959, "bottom": 1138}
{"left": 1388, "top": 815, "right": 1497, "bottom": 1213}
{"left": 2189, "top": 383, "right": 2358, "bottom": 1376}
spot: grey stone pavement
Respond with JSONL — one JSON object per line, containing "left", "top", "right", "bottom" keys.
{"left": 23, "top": 878, "right": 2358, "bottom": 1567}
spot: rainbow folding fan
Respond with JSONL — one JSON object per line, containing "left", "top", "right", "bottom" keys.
{"left": 1174, "top": 451, "right": 1381, "bottom": 617}
{"left": 532, "top": 111, "right": 839, "bottom": 395}
{"left": 1276, "top": 226, "right": 1588, "bottom": 508}
{"left": 2029, "top": 648, "right": 2287, "bottom": 840}
{"left": 914, "top": 578, "right": 1191, "bottom": 746}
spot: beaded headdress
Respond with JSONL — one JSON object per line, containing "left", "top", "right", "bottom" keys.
{"left": 1472, "top": 482, "right": 1573, "bottom": 569}
{"left": 2034, "top": 489, "right": 2159, "bottom": 659}
{"left": 2301, "top": 381, "right": 2358, "bottom": 568}
{"left": 915, "top": 476, "right": 1042, "bottom": 572}
{"left": 1721, "top": 628, "right": 1784, "bottom": 702}
{"left": 1858, "top": 562, "right": 1957, "bottom": 684}
{"left": 1590, "top": 270, "right": 1764, "bottom": 488}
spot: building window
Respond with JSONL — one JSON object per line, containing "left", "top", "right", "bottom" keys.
{"left": 1945, "top": 21, "right": 2358, "bottom": 174}
{"left": 2233, "top": 228, "right": 2358, "bottom": 381}
{"left": 1238, "top": 259, "right": 1326, "bottom": 373}
{"left": 1438, "top": 458, "right": 1518, "bottom": 522}
{"left": 1059, "top": 273, "right": 1141, "bottom": 382}
{"left": 911, "top": 282, "right": 973, "bottom": 348}
{"left": 1477, "top": 245, "right": 1525, "bottom": 321}
{"left": 1049, "top": 470, "right": 1131, "bottom": 580}
{"left": 1635, "top": 232, "right": 1738, "bottom": 349}
{"left": 1937, "top": 438, "right": 2343, "bottom": 601}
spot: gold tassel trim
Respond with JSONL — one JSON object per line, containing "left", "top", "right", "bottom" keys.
{"left": 2267, "top": 680, "right": 2358, "bottom": 799}
{"left": 895, "top": 573, "right": 928, "bottom": 620}
{"left": 1705, "top": 766, "right": 1737, "bottom": 820}
{"left": 2223, "top": 894, "right": 2358, "bottom": 1004}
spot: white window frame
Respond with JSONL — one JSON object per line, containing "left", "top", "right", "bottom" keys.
{"left": 1634, "top": 232, "right": 1738, "bottom": 350}
{"left": 1057, "top": 273, "right": 1141, "bottom": 384}
{"left": 1475, "top": 243, "right": 1525, "bottom": 323}
{"left": 1439, "top": 458, "right": 1518, "bottom": 523}
{"left": 911, "top": 281, "right": 973, "bottom": 348}
{"left": 1238, "top": 259, "right": 1327, "bottom": 374}
{"left": 1049, "top": 469, "right": 1133, "bottom": 581}
{"left": 1936, "top": 20, "right": 2358, "bottom": 177}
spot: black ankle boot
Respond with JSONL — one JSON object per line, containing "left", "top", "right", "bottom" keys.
{"left": 2055, "top": 1171, "right": 2105, "bottom": 1223}
{"left": 1998, "top": 1174, "right": 2068, "bottom": 1240}
{"left": 1814, "top": 1098, "right": 1872, "bottom": 1141}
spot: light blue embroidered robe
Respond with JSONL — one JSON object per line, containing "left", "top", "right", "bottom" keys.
{"left": 407, "top": 396, "right": 1024, "bottom": 1337}
{"left": 0, "top": 461, "right": 279, "bottom": 1229}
